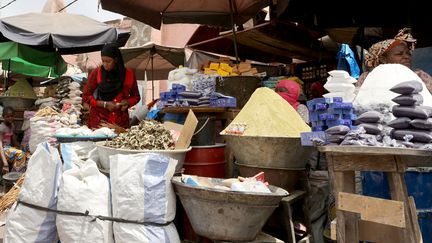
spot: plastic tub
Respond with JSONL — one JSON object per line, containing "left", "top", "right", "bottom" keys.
{"left": 95, "top": 141, "right": 191, "bottom": 173}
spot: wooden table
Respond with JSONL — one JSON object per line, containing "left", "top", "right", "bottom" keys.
{"left": 318, "top": 146, "right": 430, "bottom": 243}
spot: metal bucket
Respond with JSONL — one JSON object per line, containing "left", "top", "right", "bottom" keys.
{"left": 223, "top": 135, "right": 315, "bottom": 169}
{"left": 184, "top": 144, "right": 226, "bottom": 178}
{"left": 172, "top": 176, "right": 288, "bottom": 241}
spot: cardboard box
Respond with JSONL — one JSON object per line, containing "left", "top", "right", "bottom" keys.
{"left": 163, "top": 110, "right": 198, "bottom": 149}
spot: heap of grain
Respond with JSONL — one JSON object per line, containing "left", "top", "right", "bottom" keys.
{"left": 221, "top": 87, "right": 311, "bottom": 137}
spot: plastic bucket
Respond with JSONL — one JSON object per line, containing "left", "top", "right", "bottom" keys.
{"left": 183, "top": 143, "right": 226, "bottom": 178}
{"left": 362, "top": 168, "right": 432, "bottom": 243}
{"left": 191, "top": 116, "right": 216, "bottom": 146}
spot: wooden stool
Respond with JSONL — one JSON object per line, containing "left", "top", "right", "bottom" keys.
{"left": 319, "top": 146, "right": 426, "bottom": 243}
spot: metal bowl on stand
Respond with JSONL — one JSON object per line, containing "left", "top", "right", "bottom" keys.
{"left": 223, "top": 134, "right": 315, "bottom": 169}
{"left": 0, "top": 96, "right": 36, "bottom": 111}
{"left": 172, "top": 176, "right": 288, "bottom": 241}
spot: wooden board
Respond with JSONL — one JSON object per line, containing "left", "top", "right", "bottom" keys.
{"left": 318, "top": 145, "right": 432, "bottom": 156}
{"left": 162, "top": 107, "right": 227, "bottom": 114}
{"left": 338, "top": 192, "right": 405, "bottom": 228}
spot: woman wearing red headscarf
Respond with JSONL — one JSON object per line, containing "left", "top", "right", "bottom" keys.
{"left": 275, "top": 79, "right": 309, "bottom": 123}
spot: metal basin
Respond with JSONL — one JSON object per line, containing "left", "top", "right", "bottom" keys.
{"left": 223, "top": 135, "right": 315, "bottom": 169}
{"left": 95, "top": 141, "right": 191, "bottom": 173}
{"left": 172, "top": 176, "right": 288, "bottom": 241}
{"left": 0, "top": 96, "right": 36, "bottom": 111}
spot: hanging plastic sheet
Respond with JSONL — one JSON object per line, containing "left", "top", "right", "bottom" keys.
{"left": 336, "top": 44, "right": 360, "bottom": 79}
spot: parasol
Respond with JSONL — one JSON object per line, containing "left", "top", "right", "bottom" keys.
{"left": 120, "top": 42, "right": 185, "bottom": 100}
{"left": 0, "top": 12, "right": 119, "bottom": 54}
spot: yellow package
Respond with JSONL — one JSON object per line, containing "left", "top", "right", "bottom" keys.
{"left": 209, "top": 62, "right": 220, "bottom": 70}
{"left": 217, "top": 69, "right": 230, "bottom": 76}
{"left": 220, "top": 63, "right": 233, "bottom": 73}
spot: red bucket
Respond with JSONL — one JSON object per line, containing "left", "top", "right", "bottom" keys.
{"left": 183, "top": 143, "right": 226, "bottom": 178}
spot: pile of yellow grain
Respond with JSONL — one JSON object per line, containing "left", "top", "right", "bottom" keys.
{"left": 2, "top": 79, "right": 37, "bottom": 99}
{"left": 221, "top": 87, "right": 310, "bottom": 137}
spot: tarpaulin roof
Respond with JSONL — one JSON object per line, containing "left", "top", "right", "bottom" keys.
{"left": 0, "top": 42, "right": 67, "bottom": 77}
{"left": 100, "top": 0, "right": 271, "bottom": 30}
{"left": 0, "top": 13, "right": 118, "bottom": 54}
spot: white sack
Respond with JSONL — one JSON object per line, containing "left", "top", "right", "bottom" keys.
{"left": 110, "top": 153, "right": 178, "bottom": 242}
{"left": 353, "top": 64, "right": 432, "bottom": 123}
{"left": 113, "top": 223, "right": 180, "bottom": 243}
{"left": 56, "top": 160, "right": 113, "bottom": 243}
{"left": 5, "top": 142, "right": 62, "bottom": 243}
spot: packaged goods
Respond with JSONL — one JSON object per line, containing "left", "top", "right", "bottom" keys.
{"left": 390, "top": 80, "right": 423, "bottom": 95}
{"left": 387, "top": 117, "right": 412, "bottom": 129}
{"left": 410, "top": 118, "right": 432, "bottom": 130}
{"left": 392, "top": 105, "right": 432, "bottom": 119}
{"left": 392, "top": 94, "right": 423, "bottom": 106}
{"left": 355, "top": 111, "right": 383, "bottom": 123}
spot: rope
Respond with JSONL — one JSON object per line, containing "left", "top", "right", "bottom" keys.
{"left": 17, "top": 201, "right": 172, "bottom": 226}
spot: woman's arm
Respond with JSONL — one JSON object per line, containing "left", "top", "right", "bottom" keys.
{"left": 82, "top": 68, "right": 101, "bottom": 108}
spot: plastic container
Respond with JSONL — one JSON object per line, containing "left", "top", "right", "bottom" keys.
{"left": 362, "top": 168, "right": 432, "bottom": 243}
{"left": 183, "top": 144, "right": 225, "bottom": 178}
{"left": 95, "top": 141, "right": 191, "bottom": 173}
{"left": 191, "top": 116, "right": 216, "bottom": 146}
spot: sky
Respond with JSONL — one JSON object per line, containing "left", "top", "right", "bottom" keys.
{"left": 0, "top": 0, "right": 124, "bottom": 22}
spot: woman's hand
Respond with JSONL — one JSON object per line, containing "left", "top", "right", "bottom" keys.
{"left": 105, "top": 101, "right": 120, "bottom": 112}
{"left": 119, "top": 99, "right": 130, "bottom": 111}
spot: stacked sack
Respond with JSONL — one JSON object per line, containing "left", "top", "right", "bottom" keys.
{"left": 56, "top": 76, "right": 83, "bottom": 126}
{"left": 388, "top": 80, "right": 432, "bottom": 143}
{"left": 355, "top": 111, "right": 384, "bottom": 136}
{"left": 323, "top": 70, "right": 357, "bottom": 102}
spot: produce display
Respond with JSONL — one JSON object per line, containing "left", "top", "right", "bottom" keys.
{"left": 105, "top": 120, "right": 175, "bottom": 150}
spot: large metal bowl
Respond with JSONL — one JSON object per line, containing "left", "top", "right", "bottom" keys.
{"left": 223, "top": 135, "right": 315, "bottom": 169}
{"left": 0, "top": 96, "right": 36, "bottom": 111}
{"left": 172, "top": 176, "right": 288, "bottom": 241}
{"left": 95, "top": 141, "right": 191, "bottom": 173}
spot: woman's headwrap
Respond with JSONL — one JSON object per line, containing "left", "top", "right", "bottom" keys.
{"left": 275, "top": 79, "right": 300, "bottom": 110}
{"left": 98, "top": 43, "right": 126, "bottom": 101}
{"left": 364, "top": 28, "right": 417, "bottom": 69}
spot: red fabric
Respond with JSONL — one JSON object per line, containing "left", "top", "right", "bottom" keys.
{"left": 310, "top": 81, "right": 326, "bottom": 99}
{"left": 83, "top": 66, "right": 141, "bottom": 129}
{"left": 275, "top": 79, "right": 300, "bottom": 109}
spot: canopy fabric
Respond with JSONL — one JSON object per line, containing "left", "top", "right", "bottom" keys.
{"left": 120, "top": 42, "right": 185, "bottom": 80}
{"left": 0, "top": 13, "right": 118, "bottom": 54}
{"left": 100, "top": 0, "right": 270, "bottom": 30}
{"left": 0, "top": 42, "right": 67, "bottom": 77}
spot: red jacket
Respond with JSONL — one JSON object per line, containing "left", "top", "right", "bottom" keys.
{"left": 83, "top": 67, "right": 140, "bottom": 128}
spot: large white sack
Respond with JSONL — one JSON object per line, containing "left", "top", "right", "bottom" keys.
{"left": 56, "top": 160, "right": 113, "bottom": 243}
{"left": 353, "top": 64, "right": 432, "bottom": 123}
{"left": 110, "top": 153, "right": 178, "bottom": 242}
{"left": 5, "top": 142, "right": 62, "bottom": 243}
{"left": 113, "top": 223, "right": 180, "bottom": 243}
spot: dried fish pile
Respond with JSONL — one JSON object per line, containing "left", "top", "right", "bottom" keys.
{"left": 105, "top": 120, "right": 175, "bottom": 150}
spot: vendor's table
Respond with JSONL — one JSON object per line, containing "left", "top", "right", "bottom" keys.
{"left": 318, "top": 146, "right": 429, "bottom": 243}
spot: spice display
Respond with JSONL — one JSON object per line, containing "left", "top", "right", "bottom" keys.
{"left": 2, "top": 79, "right": 37, "bottom": 99}
{"left": 105, "top": 120, "right": 175, "bottom": 150}
{"left": 221, "top": 87, "right": 310, "bottom": 137}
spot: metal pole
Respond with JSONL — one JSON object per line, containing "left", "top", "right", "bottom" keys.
{"left": 151, "top": 54, "right": 154, "bottom": 100}
{"left": 229, "top": 0, "right": 240, "bottom": 64}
